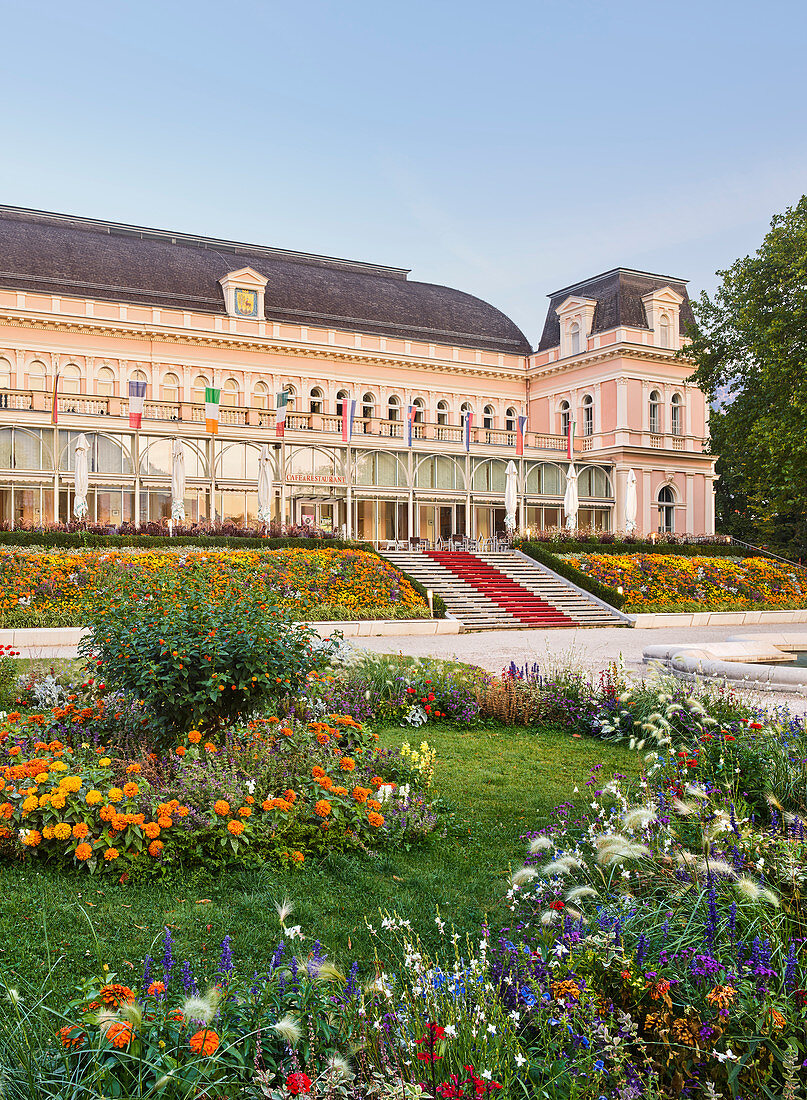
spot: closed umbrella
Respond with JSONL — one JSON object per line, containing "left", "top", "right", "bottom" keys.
{"left": 73, "top": 434, "right": 89, "bottom": 521}
{"left": 563, "top": 463, "right": 578, "bottom": 532}
{"left": 257, "top": 444, "right": 273, "bottom": 525}
{"left": 171, "top": 439, "right": 186, "bottom": 523}
{"left": 625, "top": 469, "right": 638, "bottom": 533}
{"left": 504, "top": 459, "right": 518, "bottom": 533}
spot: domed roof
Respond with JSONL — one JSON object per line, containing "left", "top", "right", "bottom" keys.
{"left": 0, "top": 206, "right": 531, "bottom": 356}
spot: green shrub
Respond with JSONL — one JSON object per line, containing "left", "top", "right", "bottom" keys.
{"left": 0, "top": 644, "right": 20, "bottom": 711}
{"left": 515, "top": 541, "right": 627, "bottom": 609}
{"left": 79, "top": 565, "right": 329, "bottom": 746}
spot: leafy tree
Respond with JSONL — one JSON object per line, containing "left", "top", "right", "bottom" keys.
{"left": 686, "top": 196, "right": 807, "bottom": 555}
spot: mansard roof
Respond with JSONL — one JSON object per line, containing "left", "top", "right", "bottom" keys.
{"left": 537, "top": 268, "right": 694, "bottom": 351}
{"left": 0, "top": 206, "right": 531, "bottom": 356}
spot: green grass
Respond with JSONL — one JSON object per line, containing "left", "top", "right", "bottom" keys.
{"left": 0, "top": 720, "right": 638, "bottom": 988}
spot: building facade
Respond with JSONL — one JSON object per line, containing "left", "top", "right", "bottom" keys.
{"left": 0, "top": 207, "right": 715, "bottom": 541}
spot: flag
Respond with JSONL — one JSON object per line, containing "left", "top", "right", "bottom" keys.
{"left": 566, "top": 418, "right": 575, "bottom": 460}
{"left": 205, "top": 387, "right": 221, "bottom": 435}
{"left": 275, "top": 389, "right": 289, "bottom": 438}
{"left": 128, "top": 379, "right": 146, "bottom": 429}
{"left": 516, "top": 414, "right": 527, "bottom": 456}
{"left": 406, "top": 403, "right": 417, "bottom": 447}
{"left": 51, "top": 371, "right": 60, "bottom": 425}
{"left": 463, "top": 410, "right": 473, "bottom": 452}
{"left": 341, "top": 397, "right": 356, "bottom": 443}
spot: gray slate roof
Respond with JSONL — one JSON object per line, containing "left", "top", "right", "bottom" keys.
{"left": 0, "top": 206, "right": 531, "bottom": 356}
{"left": 537, "top": 268, "right": 694, "bottom": 351}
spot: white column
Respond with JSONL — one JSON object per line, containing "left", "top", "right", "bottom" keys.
{"left": 686, "top": 473, "right": 694, "bottom": 534}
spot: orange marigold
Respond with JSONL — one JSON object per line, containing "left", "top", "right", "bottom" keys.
{"left": 367, "top": 812, "right": 384, "bottom": 828}
{"left": 123, "top": 782, "right": 139, "bottom": 798}
{"left": 227, "top": 819, "right": 245, "bottom": 836}
{"left": 157, "top": 815, "right": 172, "bottom": 829}
{"left": 147, "top": 980, "right": 166, "bottom": 995}
{"left": 283, "top": 789, "right": 296, "bottom": 803}
{"left": 311, "top": 766, "right": 326, "bottom": 779}
{"left": 100, "top": 983, "right": 136, "bottom": 1007}
{"left": 103, "top": 847, "right": 119, "bottom": 861}
{"left": 213, "top": 800, "right": 230, "bottom": 816}
{"left": 22, "top": 830, "right": 42, "bottom": 847}
{"left": 238, "top": 806, "right": 251, "bottom": 818}
{"left": 148, "top": 839, "right": 164, "bottom": 857}
{"left": 72, "top": 822, "right": 90, "bottom": 839}
{"left": 339, "top": 757, "right": 356, "bottom": 772}
{"left": 314, "top": 799, "right": 331, "bottom": 817}
{"left": 143, "top": 821, "right": 161, "bottom": 839}
{"left": 53, "top": 822, "right": 72, "bottom": 841}
{"left": 107, "top": 787, "right": 123, "bottom": 803}
{"left": 75, "top": 842, "right": 93, "bottom": 861}
{"left": 316, "top": 731, "right": 330, "bottom": 744}
{"left": 352, "top": 787, "right": 370, "bottom": 803}
{"left": 125, "top": 763, "right": 141, "bottom": 774}
{"left": 189, "top": 1027, "right": 220, "bottom": 1055}
{"left": 370, "top": 776, "right": 384, "bottom": 788}
{"left": 331, "top": 786, "right": 348, "bottom": 797}
{"left": 187, "top": 730, "right": 202, "bottom": 744}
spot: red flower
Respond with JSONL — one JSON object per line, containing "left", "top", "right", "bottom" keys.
{"left": 286, "top": 1072, "right": 313, "bottom": 1096}
{"left": 749, "top": 721, "right": 763, "bottom": 730}
{"left": 549, "top": 899, "right": 565, "bottom": 911}
{"left": 724, "top": 735, "right": 736, "bottom": 742}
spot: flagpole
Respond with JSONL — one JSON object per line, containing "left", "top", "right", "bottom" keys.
{"left": 345, "top": 393, "right": 353, "bottom": 540}
{"left": 52, "top": 356, "right": 60, "bottom": 523}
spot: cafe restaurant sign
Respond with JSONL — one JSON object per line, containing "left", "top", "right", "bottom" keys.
{"left": 286, "top": 473, "right": 346, "bottom": 485}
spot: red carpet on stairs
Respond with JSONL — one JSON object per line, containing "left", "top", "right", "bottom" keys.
{"left": 425, "top": 551, "right": 575, "bottom": 627}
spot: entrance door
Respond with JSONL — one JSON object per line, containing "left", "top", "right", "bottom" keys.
{"left": 438, "top": 505, "right": 453, "bottom": 541}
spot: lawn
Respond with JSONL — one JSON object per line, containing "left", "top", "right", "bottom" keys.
{"left": 0, "top": 718, "right": 638, "bottom": 986}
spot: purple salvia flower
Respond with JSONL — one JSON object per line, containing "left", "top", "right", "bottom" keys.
{"left": 162, "top": 927, "right": 174, "bottom": 989}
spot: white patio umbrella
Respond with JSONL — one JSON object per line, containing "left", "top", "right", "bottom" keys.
{"left": 625, "top": 469, "right": 638, "bottom": 533}
{"left": 73, "top": 433, "right": 89, "bottom": 521}
{"left": 171, "top": 439, "right": 186, "bottom": 523}
{"left": 257, "top": 444, "right": 273, "bottom": 525}
{"left": 504, "top": 459, "right": 518, "bottom": 533}
{"left": 563, "top": 463, "right": 579, "bottom": 532}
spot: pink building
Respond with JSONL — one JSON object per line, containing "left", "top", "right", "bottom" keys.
{"left": 0, "top": 206, "right": 715, "bottom": 539}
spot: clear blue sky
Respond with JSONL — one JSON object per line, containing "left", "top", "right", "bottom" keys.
{"left": 2, "top": 0, "right": 806, "bottom": 345}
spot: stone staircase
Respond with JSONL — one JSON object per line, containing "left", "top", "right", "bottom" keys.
{"left": 384, "top": 549, "right": 626, "bottom": 630}
{"left": 479, "top": 552, "right": 626, "bottom": 627}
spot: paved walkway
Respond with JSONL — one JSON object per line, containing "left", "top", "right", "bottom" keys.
{"left": 355, "top": 623, "right": 807, "bottom": 714}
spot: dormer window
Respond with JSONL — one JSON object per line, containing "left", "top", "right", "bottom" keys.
{"left": 218, "top": 267, "right": 268, "bottom": 320}
{"left": 642, "top": 286, "right": 684, "bottom": 350}
{"left": 555, "top": 295, "right": 596, "bottom": 357}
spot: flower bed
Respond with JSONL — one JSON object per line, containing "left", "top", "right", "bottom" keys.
{"left": 0, "top": 547, "right": 428, "bottom": 626}
{"left": 563, "top": 553, "right": 807, "bottom": 611}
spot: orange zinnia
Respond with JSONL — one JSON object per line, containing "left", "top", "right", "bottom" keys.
{"left": 314, "top": 800, "right": 331, "bottom": 817}
{"left": 189, "top": 1027, "right": 220, "bottom": 1055}
{"left": 213, "top": 800, "right": 230, "bottom": 816}
{"left": 106, "top": 1021, "right": 134, "bottom": 1048}
{"left": 75, "top": 842, "right": 93, "bottom": 861}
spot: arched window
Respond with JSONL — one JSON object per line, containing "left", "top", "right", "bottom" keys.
{"left": 161, "top": 373, "right": 180, "bottom": 404}
{"left": 582, "top": 394, "right": 594, "bottom": 437}
{"left": 671, "top": 392, "right": 682, "bottom": 436}
{"left": 252, "top": 381, "right": 269, "bottom": 409}
{"left": 412, "top": 397, "right": 425, "bottom": 423}
{"left": 460, "top": 401, "right": 473, "bottom": 418}
{"left": 96, "top": 366, "right": 115, "bottom": 397}
{"left": 387, "top": 395, "right": 401, "bottom": 422}
{"left": 62, "top": 364, "right": 81, "bottom": 395}
{"left": 436, "top": 400, "right": 449, "bottom": 426}
{"left": 658, "top": 485, "right": 675, "bottom": 533}
{"left": 483, "top": 405, "right": 495, "bottom": 430}
{"left": 222, "top": 378, "right": 240, "bottom": 407}
{"left": 192, "top": 374, "right": 209, "bottom": 405}
{"left": 28, "top": 361, "right": 46, "bottom": 390}
{"left": 649, "top": 390, "right": 661, "bottom": 434}
{"left": 659, "top": 313, "right": 671, "bottom": 349}
{"left": 569, "top": 322, "right": 581, "bottom": 356}
{"left": 283, "top": 385, "right": 296, "bottom": 410}
{"left": 0, "top": 358, "right": 12, "bottom": 389}
{"left": 505, "top": 407, "right": 517, "bottom": 432}
{"left": 310, "top": 387, "right": 324, "bottom": 415}
{"left": 362, "top": 392, "right": 375, "bottom": 419}
{"left": 559, "top": 400, "right": 570, "bottom": 437}
{"left": 336, "top": 389, "right": 349, "bottom": 417}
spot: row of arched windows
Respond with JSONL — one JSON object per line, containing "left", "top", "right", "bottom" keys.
{"left": 559, "top": 396, "right": 594, "bottom": 437}
{"left": 650, "top": 390, "right": 683, "bottom": 435}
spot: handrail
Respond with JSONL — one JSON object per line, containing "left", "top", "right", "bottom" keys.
{"left": 729, "top": 536, "right": 801, "bottom": 566}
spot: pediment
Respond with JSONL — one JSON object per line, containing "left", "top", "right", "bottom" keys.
{"left": 219, "top": 267, "right": 268, "bottom": 290}
{"left": 555, "top": 295, "right": 598, "bottom": 317}
{"left": 641, "top": 286, "right": 684, "bottom": 307}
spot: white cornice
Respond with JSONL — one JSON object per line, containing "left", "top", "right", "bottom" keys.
{"left": 526, "top": 343, "right": 694, "bottom": 379}
{"left": 0, "top": 310, "right": 525, "bottom": 382}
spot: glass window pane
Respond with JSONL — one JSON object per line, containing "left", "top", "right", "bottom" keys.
{"left": 15, "top": 429, "right": 42, "bottom": 470}
{"left": 0, "top": 428, "right": 11, "bottom": 469}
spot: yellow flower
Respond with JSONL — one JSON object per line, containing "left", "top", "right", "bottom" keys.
{"left": 59, "top": 776, "right": 83, "bottom": 794}
{"left": 85, "top": 790, "right": 103, "bottom": 806}
{"left": 99, "top": 758, "right": 112, "bottom": 767}
{"left": 53, "top": 823, "right": 72, "bottom": 841}
{"left": 34, "top": 772, "right": 49, "bottom": 784}
{"left": 42, "top": 825, "right": 55, "bottom": 840}
{"left": 50, "top": 795, "right": 67, "bottom": 810}
{"left": 107, "top": 788, "right": 123, "bottom": 803}
{"left": 50, "top": 761, "right": 69, "bottom": 772}
{"left": 21, "top": 795, "right": 38, "bottom": 814}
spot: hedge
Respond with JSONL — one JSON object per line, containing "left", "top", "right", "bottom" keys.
{"left": 514, "top": 535, "right": 746, "bottom": 558}
{"left": 0, "top": 531, "right": 361, "bottom": 551}
{"left": 516, "top": 541, "right": 627, "bottom": 610}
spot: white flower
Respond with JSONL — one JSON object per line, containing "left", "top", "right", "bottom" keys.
{"left": 515, "top": 1053, "right": 526, "bottom": 1067}
{"left": 444, "top": 1024, "right": 457, "bottom": 1038}
{"left": 283, "top": 925, "right": 303, "bottom": 940}
{"left": 487, "top": 1024, "right": 496, "bottom": 1035}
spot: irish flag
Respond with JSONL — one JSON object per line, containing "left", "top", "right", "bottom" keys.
{"left": 205, "top": 387, "right": 221, "bottom": 434}
{"left": 275, "top": 390, "right": 289, "bottom": 438}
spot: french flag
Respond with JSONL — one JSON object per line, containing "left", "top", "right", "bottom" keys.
{"left": 128, "top": 379, "right": 147, "bottom": 429}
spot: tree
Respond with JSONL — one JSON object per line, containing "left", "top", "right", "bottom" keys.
{"left": 686, "top": 196, "right": 807, "bottom": 555}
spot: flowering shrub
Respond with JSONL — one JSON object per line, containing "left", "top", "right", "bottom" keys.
{"left": 80, "top": 565, "right": 330, "bottom": 744}
{"left": 0, "top": 547, "right": 428, "bottom": 626}
{"left": 0, "top": 642, "right": 20, "bottom": 710}
{"left": 563, "top": 553, "right": 807, "bottom": 612}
